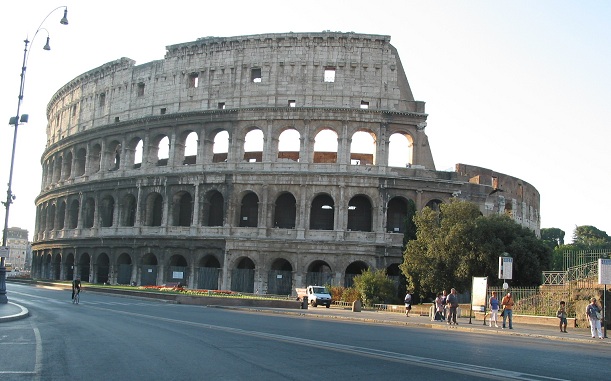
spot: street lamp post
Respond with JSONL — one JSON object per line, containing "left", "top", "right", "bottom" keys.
{"left": 0, "top": 6, "right": 69, "bottom": 304}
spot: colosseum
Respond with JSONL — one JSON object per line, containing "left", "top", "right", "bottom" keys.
{"left": 31, "top": 32, "right": 540, "bottom": 295}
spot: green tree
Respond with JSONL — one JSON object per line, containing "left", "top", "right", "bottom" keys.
{"left": 400, "top": 199, "right": 552, "bottom": 298}
{"left": 572, "top": 225, "right": 611, "bottom": 248}
{"left": 541, "top": 228, "right": 565, "bottom": 248}
{"left": 352, "top": 269, "right": 396, "bottom": 307}
{"left": 400, "top": 199, "right": 480, "bottom": 298}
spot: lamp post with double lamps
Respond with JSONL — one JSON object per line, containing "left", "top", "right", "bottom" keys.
{"left": 0, "top": 6, "right": 69, "bottom": 304}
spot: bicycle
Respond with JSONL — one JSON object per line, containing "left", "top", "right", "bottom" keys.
{"left": 73, "top": 289, "right": 80, "bottom": 304}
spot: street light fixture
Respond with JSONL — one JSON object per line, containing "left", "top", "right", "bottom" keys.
{"left": 0, "top": 6, "right": 69, "bottom": 304}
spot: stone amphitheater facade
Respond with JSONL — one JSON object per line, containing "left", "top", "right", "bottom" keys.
{"left": 31, "top": 32, "right": 540, "bottom": 295}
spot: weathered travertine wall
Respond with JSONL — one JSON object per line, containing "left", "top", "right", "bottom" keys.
{"left": 31, "top": 32, "right": 540, "bottom": 296}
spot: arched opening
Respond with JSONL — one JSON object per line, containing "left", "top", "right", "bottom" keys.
{"left": 173, "top": 191, "right": 193, "bottom": 227}
{"left": 347, "top": 195, "right": 372, "bottom": 232}
{"left": 388, "top": 132, "right": 414, "bottom": 167}
{"left": 425, "top": 199, "right": 443, "bottom": 212}
{"left": 83, "top": 197, "right": 95, "bottom": 228}
{"left": 141, "top": 253, "right": 158, "bottom": 286}
{"left": 57, "top": 201, "right": 66, "bottom": 230}
{"left": 90, "top": 144, "right": 102, "bottom": 174}
{"left": 51, "top": 253, "right": 61, "bottom": 280}
{"left": 350, "top": 130, "right": 376, "bottom": 165}
{"left": 313, "top": 129, "right": 338, "bottom": 163}
{"left": 239, "top": 192, "right": 259, "bottom": 227}
{"left": 75, "top": 148, "right": 86, "bottom": 176}
{"left": 197, "top": 255, "right": 221, "bottom": 290}
{"left": 274, "top": 193, "right": 296, "bottom": 229}
{"left": 144, "top": 193, "right": 163, "bottom": 226}
{"left": 63, "top": 151, "right": 73, "bottom": 179}
{"left": 268, "top": 258, "right": 293, "bottom": 295}
{"left": 167, "top": 254, "right": 188, "bottom": 285}
{"left": 183, "top": 131, "right": 198, "bottom": 165}
{"left": 65, "top": 252, "right": 75, "bottom": 280}
{"left": 202, "top": 191, "right": 224, "bottom": 227}
{"left": 79, "top": 253, "right": 91, "bottom": 282}
{"left": 345, "top": 261, "right": 369, "bottom": 288}
{"left": 121, "top": 194, "right": 137, "bottom": 227}
{"left": 278, "top": 128, "right": 300, "bottom": 162}
{"left": 156, "top": 136, "right": 170, "bottom": 166}
{"left": 231, "top": 257, "right": 255, "bottom": 293}
{"left": 306, "top": 260, "right": 333, "bottom": 286}
{"left": 96, "top": 253, "right": 110, "bottom": 284}
{"left": 386, "top": 197, "right": 408, "bottom": 233}
{"left": 310, "top": 194, "right": 334, "bottom": 230}
{"left": 243, "top": 128, "right": 264, "bottom": 162}
{"left": 99, "top": 195, "right": 115, "bottom": 227}
{"left": 117, "top": 253, "right": 133, "bottom": 285}
{"left": 212, "top": 130, "right": 229, "bottom": 163}
{"left": 68, "top": 199, "right": 79, "bottom": 229}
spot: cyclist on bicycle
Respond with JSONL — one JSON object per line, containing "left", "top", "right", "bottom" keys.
{"left": 72, "top": 277, "right": 82, "bottom": 300}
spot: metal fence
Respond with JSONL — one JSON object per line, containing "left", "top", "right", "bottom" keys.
{"left": 487, "top": 287, "right": 570, "bottom": 317}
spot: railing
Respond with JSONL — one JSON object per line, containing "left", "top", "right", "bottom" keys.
{"left": 488, "top": 287, "right": 570, "bottom": 317}
{"left": 542, "top": 271, "right": 566, "bottom": 285}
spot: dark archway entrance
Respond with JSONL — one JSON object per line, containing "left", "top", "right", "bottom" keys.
{"left": 268, "top": 258, "right": 293, "bottom": 295}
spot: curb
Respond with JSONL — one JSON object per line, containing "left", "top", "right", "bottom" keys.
{"left": 0, "top": 302, "right": 30, "bottom": 322}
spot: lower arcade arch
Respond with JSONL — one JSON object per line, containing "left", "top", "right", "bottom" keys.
{"left": 306, "top": 260, "right": 333, "bottom": 286}
{"left": 79, "top": 253, "right": 91, "bottom": 282}
{"left": 345, "top": 261, "right": 369, "bottom": 288}
{"left": 96, "top": 253, "right": 110, "bottom": 284}
{"left": 268, "top": 258, "right": 293, "bottom": 295}
{"left": 141, "top": 253, "right": 158, "bottom": 286}
{"left": 197, "top": 255, "right": 221, "bottom": 290}
{"left": 167, "top": 254, "right": 189, "bottom": 285}
{"left": 117, "top": 253, "right": 133, "bottom": 285}
{"left": 231, "top": 257, "right": 255, "bottom": 293}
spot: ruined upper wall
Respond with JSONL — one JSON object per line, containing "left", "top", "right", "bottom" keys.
{"left": 45, "top": 32, "right": 424, "bottom": 145}
{"left": 455, "top": 163, "right": 541, "bottom": 235}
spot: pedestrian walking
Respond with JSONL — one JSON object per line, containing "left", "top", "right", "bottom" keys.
{"left": 557, "top": 301, "right": 568, "bottom": 333}
{"left": 586, "top": 297, "right": 603, "bottom": 339}
{"left": 404, "top": 291, "right": 412, "bottom": 317}
{"left": 434, "top": 293, "right": 444, "bottom": 321}
{"left": 446, "top": 288, "right": 459, "bottom": 325}
{"left": 501, "top": 292, "right": 514, "bottom": 329}
{"left": 489, "top": 291, "right": 499, "bottom": 328}
{"left": 441, "top": 290, "right": 447, "bottom": 321}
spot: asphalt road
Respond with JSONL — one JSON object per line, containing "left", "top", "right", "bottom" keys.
{"left": 2, "top": 283, "right": 610, "bottom": 381}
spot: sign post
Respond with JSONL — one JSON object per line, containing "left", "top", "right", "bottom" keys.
{"left": 499, "top": 252, "right": 513, "bottom": 290}
{"left": 598, "top": 258, "right": 611, "bottom": 338}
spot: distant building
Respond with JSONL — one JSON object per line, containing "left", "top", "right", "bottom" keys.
{"left": 32, "top": 32, "right": 540, "bottom": 292}
{"left": 5, "top": 227, "right": 30, "bottom": 272}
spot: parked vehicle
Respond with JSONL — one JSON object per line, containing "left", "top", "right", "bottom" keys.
{"left": 296, "top": 286, "right": 332, "bottom": 308}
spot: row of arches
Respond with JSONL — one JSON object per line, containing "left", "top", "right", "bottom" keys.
{"left": 37, "top": 186, "right": 442, "bottom": 234}
{"left": 42, "top": 123, "right": 419, "bottom": 190}
{"left": 31, "top": 251, "right": 403, "bottom": 294}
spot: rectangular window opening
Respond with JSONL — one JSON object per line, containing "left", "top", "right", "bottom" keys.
{"left": 137, "top": 83, "right": 145, "bottom": 97}
{"left": 251, "top": 68, "right": 262, "bottom": 83}
{"left": 160, "top": 108, "right": 167, "bottom": 115}
{"left": 288, "top": 100, "right": 296, "bottom": 107}
{"left": 324, "top": 67, "right": 336, "bottom": 82}
{"left": 189, "top": 73, "right": 199, "bottom": 88}
{"left": 99, "top": 93, "right": 106, "bottom": 107}
{"left": 218, "top": 102, "right": 226, "bottom": 110}
{"left": 360, "top": 101, "right": 369, "bottom": 109}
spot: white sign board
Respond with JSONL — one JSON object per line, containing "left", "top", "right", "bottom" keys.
{"left": 499, "top": 257, "right": 513, "bottom": 280}
{"left": 598, "top": 258, "right": 611, "bottom": 285}
{"left": 172, "top": 271, "right": 184, "bottom": 279}
{"left": 472, "top": 277, "right": 488, "bottom": 311}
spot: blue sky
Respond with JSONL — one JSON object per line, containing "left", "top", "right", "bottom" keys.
{"left": 1, "top": 0, "right": 609, "bottom": 243}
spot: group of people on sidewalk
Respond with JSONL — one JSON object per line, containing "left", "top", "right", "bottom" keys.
{"left": 417, "top": 287, "right": 606, "bottom": 340}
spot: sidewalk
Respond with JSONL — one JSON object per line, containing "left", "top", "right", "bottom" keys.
{"left": 214, "top": 305, "right": 610, "bottom": 345}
